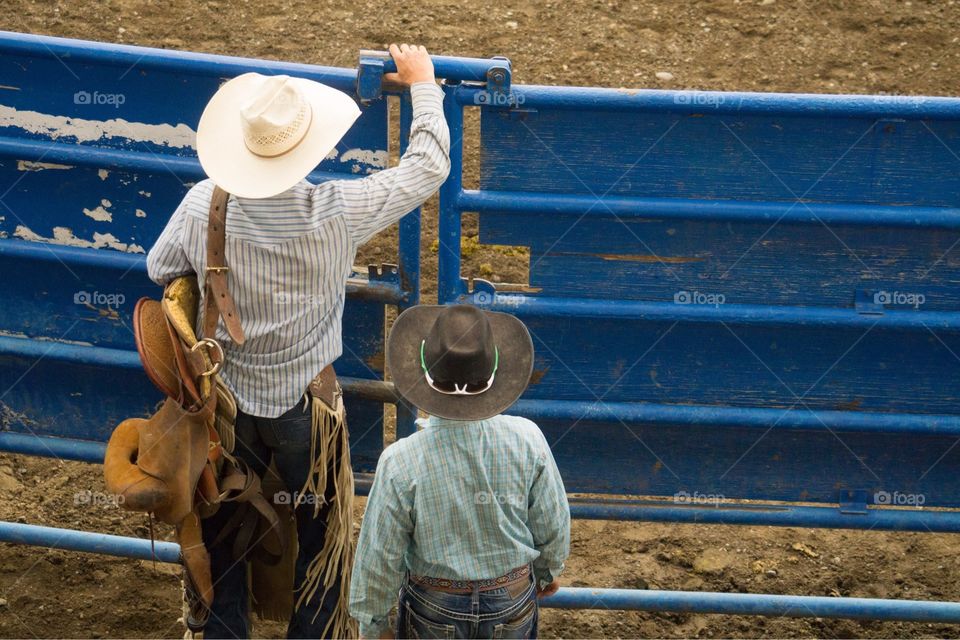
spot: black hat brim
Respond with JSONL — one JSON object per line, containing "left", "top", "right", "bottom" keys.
{"left": 387, "top": 305, "right": 534, "bottom": 421}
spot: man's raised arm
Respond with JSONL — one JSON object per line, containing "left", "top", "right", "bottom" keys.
{"left": 318, "top": 43, "right": 451, "bottom": 248}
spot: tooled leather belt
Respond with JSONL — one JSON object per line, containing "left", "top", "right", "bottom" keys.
{"left": 410, "top": 564, "right": 531, "bottom": 594}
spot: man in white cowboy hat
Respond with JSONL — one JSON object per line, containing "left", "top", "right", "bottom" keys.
{"left": 146, "top": 44, "right": 449, "bottom": 638}
{"left": 349, "top": 304, "right": 571, "bottom": 639}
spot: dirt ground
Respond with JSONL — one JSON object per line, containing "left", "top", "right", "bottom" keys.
{"left": 2, "top": 0, "right": 960, "bottom": 638}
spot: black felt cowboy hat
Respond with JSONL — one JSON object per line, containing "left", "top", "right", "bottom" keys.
{"left": 387, "top": 305, "right": 534, "bottom": 421}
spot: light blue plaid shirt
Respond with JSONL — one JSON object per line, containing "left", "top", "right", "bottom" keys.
{"left": 349, "top": 414, "right": 570, "bottom": 637}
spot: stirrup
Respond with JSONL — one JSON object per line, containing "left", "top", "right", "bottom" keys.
{"left": 183, "top": 569, "right": 210, "bottom": 632}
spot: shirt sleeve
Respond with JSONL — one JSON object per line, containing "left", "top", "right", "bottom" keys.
{"left": 145, "top": 192, "right": 193, "bottom": 285}
{"left": 349, "top": 447, "right": 415, "bottom": 638}
{"left": 527, "top": 431, "right": 571, "bottom": 590}
{"left": 317, "top": 81, "right": 450, "bottom": 249}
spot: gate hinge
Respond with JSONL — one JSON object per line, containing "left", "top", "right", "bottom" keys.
{"left": 357, "top": 50, "right": 389, "bottom": 104}
{"left": 838, "top": 489, "right": 870, "bottom": 515}
{"left": 854, "top": 288, "right": 884, "bottom": 315}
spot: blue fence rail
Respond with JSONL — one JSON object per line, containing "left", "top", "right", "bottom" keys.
{"left": 439, "top": 80, "right": 960, "bottom": 515}
{"left": 1, "top": 30, "right": 960, "bottom": 625}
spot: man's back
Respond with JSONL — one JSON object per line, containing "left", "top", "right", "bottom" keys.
{"left": 146, "top": 81, "right": 450, "bottom": 418}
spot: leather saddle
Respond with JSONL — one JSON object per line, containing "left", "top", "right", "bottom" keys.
{"left": 103, "top": 187, "right": 284, "bottom": 630}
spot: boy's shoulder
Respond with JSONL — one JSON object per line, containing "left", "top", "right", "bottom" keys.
{"left": 376, "top": 427, "right": 426, "bottom": 469}
{"left": 488, "top": 414, "right": 548, "bottom": 447}
{"left": 380, "top": 414, "right": 547, "bottom": 459}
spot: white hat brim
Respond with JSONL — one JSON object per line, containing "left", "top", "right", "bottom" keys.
{"left": 196, "top": 73, "right": 362, "bottom": 199}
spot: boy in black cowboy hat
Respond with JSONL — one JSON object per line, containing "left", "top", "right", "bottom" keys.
{"left": 349, "top": 305, "right": 570, "bottom": 639}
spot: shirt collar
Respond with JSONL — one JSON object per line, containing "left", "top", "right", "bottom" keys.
{"left": 419, "top": 414, "right": 478, "bottom": 429}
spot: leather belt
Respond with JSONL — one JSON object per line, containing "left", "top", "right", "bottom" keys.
{"left": 203, "top": 186, "right": 245, "bottom": 345}
{"left": 410, "top": 565, "right": 531, "bottom": 594}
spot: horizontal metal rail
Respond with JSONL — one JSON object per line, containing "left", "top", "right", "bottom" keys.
{"left": 450, "top": 83, "right": 960, "bottom": 120}
{"left": 567, "top": 498, "right": 960, "bottom": 533}
{"left": 2, "top": 521, "right": 960, "bottom": 622}
{"left": 458, "top": 189, "right": 960, "bottom": 230}
{"left": 0, "top": 432, "right": 378, "bottom": 467}
{"left": 0, "top": 31, "right": 511, "bottom": 89}
{"left": 0, "top": 336, "right": 406, "bottom": 379}
{"left": 0, "top": 30, "right": 358, "bottom": 85}
{"left": 547, "top": 587, "right": 960, "bottom": 622}
{"left": 507, "top": 398, "right": 960, "bottom": 437}
{"left": 0, "top": 239, "right": 407, "bottom": 304}
{"left": 0, "top": 521, "right": 181, "bottom": 563}
{"left": 360, "top": 49, "right": 508, "bottom": 85}
{"left": 4, "top": 431, "right": 960, "bottom": 531}
{"left": 0, "top": 136, "right": 363, "bottom": 183}
{"left": 462, "top": 292, "right": 960, "bottom": 330}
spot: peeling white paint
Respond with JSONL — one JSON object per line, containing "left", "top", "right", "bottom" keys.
{"left": 0, "top": 104, "right": 196, "bottom": 148}
{"left": 139, "top": 190, "right": 152, "bottom": 198}
{"left": 0, "top": 329, "right": 94, "bottom": 347}
{"left": 83, "top": 198, "right": 113, "bottom": 222}
{"left": 135, "top": 208, "right": 147, "bottom": 218}
{"left": 14, "top": 224, "right": 145, "bottom": 253}
{"left": 0, "top": 401, "right": 37, "bottom": 429}
{"left": 341, "top": 148, "right": 388, "bottom": 169}
{"left": 17, "top": 160, "right": 73, "bottom": 172}
{"left": 98, "top": 168, "right": 109, "bottom": 181}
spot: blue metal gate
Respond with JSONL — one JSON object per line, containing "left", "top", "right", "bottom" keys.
{"left": 436, "top": 79, "right": 960, "bottom": 618}
{"left": 3, "top": 29, "right": 960, "bottom": 625}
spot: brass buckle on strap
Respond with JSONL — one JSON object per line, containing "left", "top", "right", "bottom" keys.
{"left": 191, "top": 338, "right": 224, "bottom": 376}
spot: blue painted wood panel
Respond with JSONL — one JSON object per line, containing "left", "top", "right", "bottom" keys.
{"left": 480, "top": 108, "right": 960, "bottom": 206}
{"left": 0, "top": 33, "right": 393, "bottom": 472}
{"left": 529, "top": 416, "right": 960, "bottom": 508}
{"left": 474, "top": 90, "right": 960, "bottom": 506}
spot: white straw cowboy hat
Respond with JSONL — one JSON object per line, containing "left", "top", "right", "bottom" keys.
{"left": 197, "top": 73, "right": 361, "bottom": 199}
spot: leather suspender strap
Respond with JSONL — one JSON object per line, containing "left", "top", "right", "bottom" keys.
{"left": 203, "top": 186, "right": 245, "bottom": 345}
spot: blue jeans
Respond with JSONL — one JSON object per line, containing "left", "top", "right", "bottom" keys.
{"left": 201, "top": 396, "right": 342, "bottom": 639}
{"left": 397, "top": 572, "right": 538, "bottom": 639}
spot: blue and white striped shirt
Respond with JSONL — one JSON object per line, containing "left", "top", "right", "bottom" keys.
{"left": 349, "top": 414, "right": 571, "bottom": 637}
{"left": 146, "top": 82, "right": 450, "bottom": 417}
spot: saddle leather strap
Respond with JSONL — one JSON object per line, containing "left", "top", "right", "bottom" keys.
{"left": 203, "top": 186, "right": 245, "bottom": 345}
{"left": 165, "top": 315, "right": 204, "bottom": 412}
{"left": 212, "top": 458, "right": 286, "bottom": 565}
